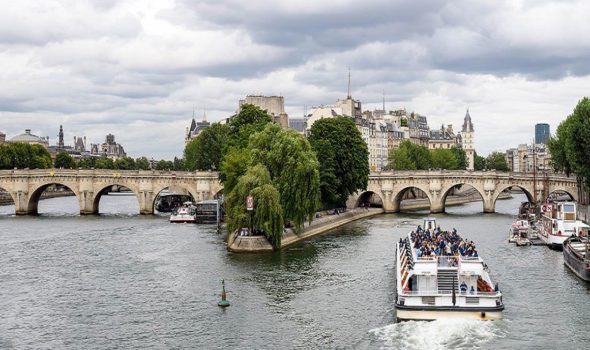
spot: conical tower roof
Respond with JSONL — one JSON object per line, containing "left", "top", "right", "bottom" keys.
{"left": 462, "top": 108, "right": 474, "bottom": 133}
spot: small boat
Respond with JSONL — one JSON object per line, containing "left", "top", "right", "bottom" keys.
{"left": 194, "top": 199, "right": 224, "bottom": 224}
{"left": 537, "top": 201, "right": 586, "bottom": 250}
{"left": 509, "top": 219, "right": 530, "bottom": 243}
{"left": 515, "top": 230, "right": 531, "bottom": 246}
{"left": 563, "top": 225, "right": 590, "bottom": 281}
{"left": 395, "top": 218, "right": 504, "bottom": 321}
{"left": 169, "top": 202, "right": 197, "bottom": 223}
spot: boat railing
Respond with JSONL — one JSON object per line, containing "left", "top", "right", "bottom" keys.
{"left": 399, "top": 290, "right": 500, "bottom": 297}
{"left": 437, "top": 256, "right": 459, "bottom": 267}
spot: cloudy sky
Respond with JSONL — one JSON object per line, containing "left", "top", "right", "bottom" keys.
{"left": 1, "top": 0, "right": 589, "bottom": 159}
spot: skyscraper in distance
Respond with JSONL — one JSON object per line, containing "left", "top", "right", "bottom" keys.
{"left": 535, "top": 123, "right": 550, "bottom": 144}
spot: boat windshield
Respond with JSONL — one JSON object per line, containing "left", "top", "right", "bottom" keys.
{"left": 563, "top": 204, "right": 575, "bottom": 213}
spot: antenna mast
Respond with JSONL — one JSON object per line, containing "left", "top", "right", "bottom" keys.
{"left": 347, "top": 68, "right": 351, "bottom": 99}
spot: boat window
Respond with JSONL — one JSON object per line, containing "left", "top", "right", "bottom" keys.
{"left": 564, "top": 204, "right": 575, "bottom": 213}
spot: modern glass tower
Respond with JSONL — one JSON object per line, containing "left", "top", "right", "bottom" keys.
{"left": 535, "top": 123, "right": 550, "bottom": 144}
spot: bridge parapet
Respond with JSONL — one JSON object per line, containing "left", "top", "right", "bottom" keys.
{"left": 0, "top": 169, "right": 222, "bottom": 215}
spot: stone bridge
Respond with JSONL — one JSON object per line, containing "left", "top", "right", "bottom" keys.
{"left": 348, "top": 170, "right": 578, "bottom": 213}
{"left": 0, "top": 169, "right": 579, "bottom": 216}
{"left": 0, "top": 169, "right": 222, "bottom": 215}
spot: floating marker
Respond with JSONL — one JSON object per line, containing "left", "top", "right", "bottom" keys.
{"left": 218, "top": 279, "right": 230, "bottom": 307}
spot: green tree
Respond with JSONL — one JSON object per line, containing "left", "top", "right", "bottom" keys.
{"left": 225, "top": 164, "right": 284, "bottom": 248}
{"left": 248, "top": 123, "right": 320, "bottom": 230}
{"left": 78, "top": 157, "right": 97, "bottom": 169}
{"left": 95, "top": 157, "right": 114, "bottom": 169}
{"left": 389, "top": 144, "right": 416, "bottom": 170}
{"left": 431, "top": 148, "right": 459, "bottom": 169}
{"left": 485, "top": 151, "right": 509, "bottom": 171}
{"left": 387, "top": 140, "right": 431, "bottom": 170}
{"left": 0, "top": 143, "right": 52, "bottom": 169}
{"left": 450, "top": 146, "right": 468, "bottom": 169}
{"left": 155, "top": 160, "right": 174, "bottom": 170}
{"left": 135, "top": 156, "right": 150, "bottom": 170}
{"left": 54, "top": 151, "right": 76, "bottom": 169}
{"left": 227, "top": 104, "right": 273, "bottom": 149}
{"left": 184, "top": 123, "right": 230, "bottom": 171}
{"left": 308, "top": 117, "right": 369, "bottom": 208}
{"left": 474, "top": 151, "right": 486, "bottom": 171}
{"left": 114, "top": 157, "right": 135, "bottom": 170}
{"left": 220, "top": 148, "right": 251, "bottom": 194}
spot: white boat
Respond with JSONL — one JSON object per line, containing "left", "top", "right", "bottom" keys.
{"left": 509, "top": 219, "right": 530, "bottom": 243}
{"left": 395, "top": 218, "right": 504, "bottom": 321}
{"left": 169, "top": 202, "right": 197, "bottom": 223}
{"left": 537, "top": 202, "right": 585, "bottom": 249}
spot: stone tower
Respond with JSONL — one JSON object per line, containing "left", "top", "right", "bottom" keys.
{"left": 58, "top": 125, "right": 64, "bottom": 150}
{"left": 462, "top": 109, "right": 475, "bottom": 170}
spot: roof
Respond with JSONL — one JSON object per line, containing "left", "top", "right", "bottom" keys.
{"left": 462, "top": 109, "right": 474, "bottom": 133}
{"left": 10, "top": 130, "right": 46, "bottom": 142}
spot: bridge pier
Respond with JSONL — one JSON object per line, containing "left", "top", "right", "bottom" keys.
{"left": 430, "top": 201, "right": 445, "bottom": 214}
{"left": 14, "top": 190, "right": 32, "bottom": 215}
{"left": 79, "top": 190, "right": 96, "bottom": 215}
{"left": 483, "top": 198, "right": 495, "bottom": 213}
{"left": 139, "top": 190, "right": 155, "bottom": 215}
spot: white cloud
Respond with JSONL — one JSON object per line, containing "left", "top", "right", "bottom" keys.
{"left": 0, "top": 0, "right": 589, "bottom": 158}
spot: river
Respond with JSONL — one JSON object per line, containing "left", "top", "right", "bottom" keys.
{"left": 0, "top": 194, "right": 589, "bottom": 349}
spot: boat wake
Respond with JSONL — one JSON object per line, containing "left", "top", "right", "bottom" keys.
{"left": 369, "top": 319, "right": 506, "bottom": 350}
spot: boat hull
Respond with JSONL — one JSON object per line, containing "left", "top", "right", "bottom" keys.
{"left": 395, "top": 305, "right": 503, "bottom": 321}
{"left": 563, "top": 242, "right": 590, "bottom": 282}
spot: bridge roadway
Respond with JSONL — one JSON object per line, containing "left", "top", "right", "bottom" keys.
{"left": 0, "top": 169, "right": 578, "bottom": 216}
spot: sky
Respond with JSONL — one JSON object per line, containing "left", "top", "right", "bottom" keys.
{"left": 1, "top": 0, "right": 589, "bottom": 159}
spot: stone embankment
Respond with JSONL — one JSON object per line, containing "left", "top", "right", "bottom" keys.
{"left": 227, "top": 208, "right": 383, "bottom": 253}
{"left": 0, "top": 190, "right": 75, "bottom": 206}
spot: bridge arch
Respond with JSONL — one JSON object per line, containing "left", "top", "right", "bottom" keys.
{"left": 27, "top": 182, "right": 81, "bottom": 215}
{"left": 92, "top": 183, "right": 141, "bottom": 215}
{"left": 0, "top": 185, "right": 16, "bottom": 213}
{"left": 440, "top": 183, "right": 486, "bottom": 213}
{"left": 547, "top": 189, "right": 576, "bottom": 202}
{"left": 492, "top": 184, "right": 534, "bottom": 210}
{"left": 393, "top": 185, "right": 432, "bottom": 213}
{"left": 355, "top": 190, "right": 384, "bottom": 208}
{"left": 152, "top": 183, "right": 199, "bottom": 214}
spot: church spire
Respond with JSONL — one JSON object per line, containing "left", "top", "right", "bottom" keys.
{"left": 347, "top": 68, "right": 351, "bottom": 99}
{"left": 58, "top": 124, "right": 64, "bottom": 149}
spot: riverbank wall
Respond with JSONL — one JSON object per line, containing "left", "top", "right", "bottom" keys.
{"left": 227, "top": 208, "right": 383, "bottom": 253}
{"left": 0, "top": 190, "right": 75, "bottom": 206}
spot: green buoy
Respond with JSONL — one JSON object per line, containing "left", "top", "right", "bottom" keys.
{"left": 218, "top": 279, "right": 230, "bottom": 307}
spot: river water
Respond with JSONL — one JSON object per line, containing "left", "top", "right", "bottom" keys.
{"left": 0, "top": 194, "right": 589, "bottom": 349}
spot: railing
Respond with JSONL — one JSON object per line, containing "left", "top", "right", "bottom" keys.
{"left": 399, "top": 290, "right": 500, "bottom": 297}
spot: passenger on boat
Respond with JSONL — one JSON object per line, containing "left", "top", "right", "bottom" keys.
{"left": 470, "top": 286, "right": 475, "bottom": 295}
{"left": 460, "top": 281, "right": 468, "bottom": 293}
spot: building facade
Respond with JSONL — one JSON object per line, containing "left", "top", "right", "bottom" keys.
{"left": 185, "top": 111, "right": 211, "bottom": 144}
{"left": 238, "top": 95, "right": 289, "bottom": 128}
{"left": 90, "top": 134, "right": 126, "bottom": 160}
{"left": 535, "top": 123, "right": 550, "bottom": 145}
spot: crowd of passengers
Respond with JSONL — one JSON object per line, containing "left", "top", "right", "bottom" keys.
{"left": 409, "top": 225, "right": 479, "bottom": 258}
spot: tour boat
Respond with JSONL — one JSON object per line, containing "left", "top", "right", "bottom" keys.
{"left": 563, "top": 227, "right": 590, "bottom": 281}
{"left": 395, "top": 218, "right": 504, "bottom": 321}
{"left": 169, "top": 202, "right": 197, "bottom": 223}
{"left": 537, "top": 202, "right": 586, "bottom": 249}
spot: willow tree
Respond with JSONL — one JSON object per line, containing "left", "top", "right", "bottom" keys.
{"left": 248, "top": 123, "right": 320, "bottom": 231}
{"left": 224, "top": 164, "right": 283, "bottom": 248}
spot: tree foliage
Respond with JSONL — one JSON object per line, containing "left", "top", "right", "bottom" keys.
{"left": 54, "top": 151, "right": 76, "bottom": 169}
{"left": 308, "top": 117, "right": 369, "bottom": 208}
{"left": 184, "top": 123, "right": 229, "bottom": 171}
{"left": 249, "top": 123, "right": 321, "bottom": 230}
{"left": 135, "top": 156, "right": 150, "bottom": 170}
{"left": 431, "top": 148, "right": 459, "bottom": 169}
{"left": 450, "top": 146, "right": 468, "bottom": 169}
{"left": 388, "top": 141, "right": 431, "bottom": 170}
{"left": 0, "top": 143, "right": 52, "bottom": 169}
{"left": 474, "top": 151, "right": 486, "bottom": 171}
{"left": 549, "top": 97, "right": 590, "bottom": 186}
{"left": 227, "top": 104, "right": 273, "bottom": 149}
{"left": 485, "top": 151, "right": 509, "bottom": 171}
